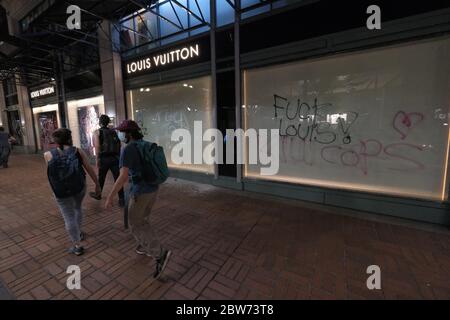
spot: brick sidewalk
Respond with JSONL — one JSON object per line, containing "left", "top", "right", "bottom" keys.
{"left": 0, "top": 154, "right": 449, "bottom": 300}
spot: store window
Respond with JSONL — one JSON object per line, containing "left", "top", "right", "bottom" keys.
{"left": 32, "top": 104, "right": 60, "bottom": 151}
{"left": 243, "top": 37, "right": 450, "bottom": 201}
{"left": 127, "top": 76, "right": 213, "bottom": 174}
{"left": 67, "top": 96, "right": 105, "bottom": 157}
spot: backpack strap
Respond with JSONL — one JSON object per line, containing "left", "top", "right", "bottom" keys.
{"left": 130, "top": 141, "right": 156, "bottom": 177}
{"left": 131, "top": 141, "right": 144, "bottom": 163}
{"left": 50, "top": 148, "right": 60, "bottom": 160}
{"left": 68, "top": 146, "right": 79, "bottom": 157}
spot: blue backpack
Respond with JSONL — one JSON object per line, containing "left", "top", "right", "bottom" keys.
{"left": 47, "top": 147, "right": 86, "bottom": 198}
{"left": 132, "top": 141, "right": 170, "bottom": 185}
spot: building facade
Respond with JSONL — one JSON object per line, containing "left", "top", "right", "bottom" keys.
{"left": 1, "top": 0, "right": 450, "bottom": 226}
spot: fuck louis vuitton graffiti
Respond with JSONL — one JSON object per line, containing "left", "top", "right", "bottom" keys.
{"left": 274, "top": 94, "right": 358, "bottom": 145}
{"left": 273, "top": 94, "right": 426, "bottom": 175}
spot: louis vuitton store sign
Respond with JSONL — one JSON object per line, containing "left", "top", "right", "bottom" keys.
{"left": 124, "top": 38, "right": 210, "bottom": 77}
{"left": 30, "top": 86, "right": 55, "bottom": 99}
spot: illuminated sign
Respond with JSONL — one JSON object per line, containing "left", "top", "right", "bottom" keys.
{"left": 30, "top": 86, "right": 55, "bottom": 99}
{"left": 126, "top": 44, "right": 200, "bottom": 75}
{"left": 124, "top": 38, "right": 210, "bottom": 77}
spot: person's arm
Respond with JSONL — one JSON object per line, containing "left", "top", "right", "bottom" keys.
{"left": 105, "top": 167, "right": 129, "bottom": 209}
{"left": 93, "top": 130, "right": 101, "bottom": 168}
{"left": 43, "top": 151, "right": 51, "bottom": 166}
{"left": 78, "top": 148, "right": 101, "bottom": 194}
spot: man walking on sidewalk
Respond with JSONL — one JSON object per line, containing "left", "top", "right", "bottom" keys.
{"left": 0, "top": 127, "right": 15, "bottom": 169}
{"left": 90, "top": 115, "right": 125, "bottom": 207}
{"left": 104, "top": 120, "right": 171, "bottom": 279}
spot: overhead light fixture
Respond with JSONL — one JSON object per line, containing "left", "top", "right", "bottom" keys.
{"left": 145, "top": 88, "right": 150, "bottom": 92}
{"left": 140, "top": 88, "right": 144, "bottom": 92}
{"left": 183, "top": 84, "right": 188, "bottom": 87}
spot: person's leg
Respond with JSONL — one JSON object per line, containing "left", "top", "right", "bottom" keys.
{"left": 73, "top": 187, "right": 86, "bottom": 238}
{"left": 91, "top": 156, "right": 107, "bottom": 199}
{"left": 142, "top": 191, "right": 163, "bottom": 258}
{"left": 0, "top": 147, "right": 4, "bottom": 166}
{"left": 55, "top": 196, "right": 82, "bottom": 252}
{"left": 128, "top": 192, "right": 162, "bottom": 258}
{"left": 142, "top": 190, "right": 172, "bottom": 279}
{"left": 3, "top": 147, "right": 10, "bottom": 168}
{"left": 110, "top": 158, "right": 125, "bottom": 202}
{"left": 97, "top": 157, "right": 108, "bottom": 192}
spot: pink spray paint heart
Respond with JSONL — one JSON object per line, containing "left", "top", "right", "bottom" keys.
{"left": 392, "top": 111, "right": 424, "bottom": 140}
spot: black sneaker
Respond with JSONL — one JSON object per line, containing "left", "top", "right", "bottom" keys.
{"left": 118, "top": 198, "right": 125, "bottom": 208}
{"left": 153, "top": 249, "right": 172, "bottom": 280}
{"left": 80, "top": 232, "right": 86, "bottom": 241}
{"left": 89, "top": 192, "right": 102, "bottom": 200}
{"left": 135, "top": 245, "right": 146, "bottom": 255}
{"left": 69, "top": 246, "right": 84, "bottom": 256}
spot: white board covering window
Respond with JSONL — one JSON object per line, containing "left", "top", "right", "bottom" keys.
{"left": 127, "top": 76, "right": 213, "bottom": 174}
{"left": 243, "top": 37, "right": 450, "bottom": 201}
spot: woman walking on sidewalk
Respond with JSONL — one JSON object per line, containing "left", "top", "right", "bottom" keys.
{"left": 44, "top": 128, "right": 101, "bottom": 256}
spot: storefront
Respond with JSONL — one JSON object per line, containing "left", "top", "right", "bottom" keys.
{"left": 124, "top": 36, "right": 214, "bottom": 175}
{"left": 30, "top": 84, "right": 59, "bottom": 152}
{"left": 122, "top": 4, "right": 450, "bottom": 225}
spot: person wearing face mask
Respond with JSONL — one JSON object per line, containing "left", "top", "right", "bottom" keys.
{"left": 117, "top": 131, "right": 127, "bottom": 144}
{"left": 89, "top": 115, "right": 125, "bottom": 207}
{"left": 105, "top": 120, "right": 171, "bottom": 280}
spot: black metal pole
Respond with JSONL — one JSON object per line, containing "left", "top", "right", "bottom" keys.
{"left": 235, "top": 0, "right": 242, "bottom": 183}
{"left": 211, "top": 0, "right": 218, "bottom": 180}
{"left": 27, "top": 88, "right": 39, "bottom": 154}
{"left": 54, "top": 51, "right": 67, "bottom": 128}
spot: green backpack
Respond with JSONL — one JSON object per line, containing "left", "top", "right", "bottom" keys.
{"left": 132, "top": 140, "right": 170, "bottom": 185}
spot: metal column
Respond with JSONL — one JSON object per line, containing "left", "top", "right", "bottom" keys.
{"left": 26, "top": 84, "right": 39, "bottom": 154}
{"left": 55, "top": 51, "right": 68, "bottom": 128}
{"left": 211, "top": 0, "right": 219, "bottom": 180}
{"left": 235, "top": 0, "right": 242, "bottom": 183}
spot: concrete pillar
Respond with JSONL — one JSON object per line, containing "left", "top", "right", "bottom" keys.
{"left": 98, "top": 20, "right": 126, "bottom": 126}
{"left": 16, "top": 79, "right": 36, "bottom": 153}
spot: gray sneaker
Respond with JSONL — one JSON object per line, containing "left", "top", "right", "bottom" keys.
{"left": 69, "top": 246, "right": 84, "bottom": 256}
{"left": 153, "top": 249, "right": 172, "bottom": 280}
{"left": 135, "top": 245, "right": 146, "bottom": 255}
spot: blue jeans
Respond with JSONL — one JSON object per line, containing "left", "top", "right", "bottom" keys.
{"left": 55, "top": 187, "right": 86, "bottom": 244}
